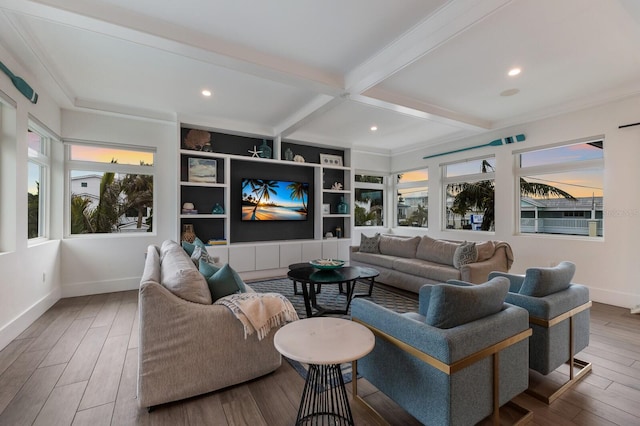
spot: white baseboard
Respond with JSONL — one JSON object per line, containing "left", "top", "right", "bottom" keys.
{"left": 61, "top": 277, "right": 140, "bottom": 298}
{"left": 589, "top": 286, "right": 640, "bottom": 310}
{"left": 0, "top": 288, "right": 61, "bottom": 351}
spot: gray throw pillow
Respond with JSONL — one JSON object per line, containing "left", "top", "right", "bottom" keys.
{"left": 453, "top": 241, "right": 478, "bottom": 269}
{"left": 519, "top": 261, "right": 575, "bottom": 297}
{"left": 160, "top": 241, "right": 212, "bottom": 305}
{"left": 425, "top": 277, "right": 509, "bottom": 329}
{"left": 359, "top": 233, "right": 381, "bottom": 253}
{"left": 190, "top": 245, "right": 212, "bottom": 266}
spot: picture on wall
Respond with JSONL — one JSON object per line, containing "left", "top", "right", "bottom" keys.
{"left": 241, "top": 178, "right": 308, "bottom": 221}
{"left": 319, "top": 153, "right": 343, "bottom": 167}
{"left": 188, "top": 158, "right": 217, "bottom": 183}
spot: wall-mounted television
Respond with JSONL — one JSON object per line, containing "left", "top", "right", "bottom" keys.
{"left": 241, "top": 178, "right": 309, "bottom": 221}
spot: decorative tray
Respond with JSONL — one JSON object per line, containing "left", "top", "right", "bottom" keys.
{"left": 309, "top": 259, "right": 345, "bottom": 270}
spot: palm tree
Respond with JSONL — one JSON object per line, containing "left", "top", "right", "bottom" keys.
{"left": 248, "top": 179, "right": 278, "bottom": 220}
{"left": 92, "top": 170, "right": 121, "bottom": 233}
{"left": 287, "top": 182, "right": 308, "bottom": 212}
{"left": 408, "top": 204, "right": 428, "bottom": 227}
{"left": 70, "top": 195, "right": 94, "bottom": 234}
{"left": 28, "top": 181, "right": 39, "bottom": 238}
{"left": 120, "top": 173, "right": 153, "bottom": 229}
{"left": 451, "top": 160, "right": 576, "bottom": 231}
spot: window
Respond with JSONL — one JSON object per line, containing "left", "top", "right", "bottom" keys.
{"left": 66, "top": 142, "right": 155, "bottom": 235}
{"left": 0, "top": 94, "right": 17, "bottom": 251}
{"left": 28, "top": 127, "right": 50, "bottom": 240}
{"left": 396, "top": 169, "right": 428, "bottom": 228}
{"left": 443, "top": 157, "right": 495, "bottom": 231}
{"left": 354, "top": 174, "right": 384, "bottom": 226}
{"left": 517, "top": 139, "right": 604, "bottom": 237}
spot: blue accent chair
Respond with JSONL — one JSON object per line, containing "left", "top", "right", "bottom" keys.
{"left": 489, "top": 261, "right": 592, "bottom": 404}
{"left": 351, "top": 277, "right": 532, "bottom": 426}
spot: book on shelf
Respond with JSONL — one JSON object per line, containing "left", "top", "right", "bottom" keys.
{"left": 207, "top": 239, "right": 227, "bottom": 245}
{"left": 182, "top": 209, "right": 198, "bottom": 214}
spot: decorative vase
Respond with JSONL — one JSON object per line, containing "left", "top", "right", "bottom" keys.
{"left": 258, "top": 139, "right": 272, "bottom": 159}
{"left": 337, "top": 197, "right": 349, "bottom": 214}
{"left": 212, "top": 203, "right": 224, "bottom": 214}
{"left": 181, "top": 224, "right": 196, "bottom": 243}
{"left": 284, "top": 148, "right": 294, "bottom": 161}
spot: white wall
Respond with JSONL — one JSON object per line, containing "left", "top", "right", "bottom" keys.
{"left": 0, "top": 49, "right": 63, "bottom": 350}
{"left": 384, "top": 95, "right": 640, "bottom": 309}
{"left": 60, "top": 111, "right": 178, "bottom": 296}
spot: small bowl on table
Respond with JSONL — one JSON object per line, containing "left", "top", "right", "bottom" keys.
{"left": 309, "top": 259, "right": 345, "bottom": 270}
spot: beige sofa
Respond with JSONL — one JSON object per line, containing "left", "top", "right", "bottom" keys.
{"left": 350, "top": 234, "right": 513, "bottom": 293}
{"left": 137, "top": 240, "right": 281, "bottom": 409}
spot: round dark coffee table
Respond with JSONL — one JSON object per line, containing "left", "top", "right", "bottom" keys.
{"left": 352, "top": 266, "right": 380, "bottom": 298}
{"left": 287, "top": 266, "right": 361, "bottom": 317}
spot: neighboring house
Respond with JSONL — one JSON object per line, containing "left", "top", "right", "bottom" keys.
{"left": 70, "top": 174, "right": 101, "bottom": 209}
{"left": 521, "top": 196, "right": 603, "bottom": 236}
{"left": 399, "top": 195, "right": 428, "bottom": 226}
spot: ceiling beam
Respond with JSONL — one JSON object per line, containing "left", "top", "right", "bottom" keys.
{"left": 276, "top": 95, "right": 347, "bottom": 138}
{"left": 344, "top": 0, "right": 515, "bottom": 94}
{"left": 353, "top": 88, "right": 490, "bottom": 130}
{"left": 275, "top": 0, "right": 508, "bottom": 141}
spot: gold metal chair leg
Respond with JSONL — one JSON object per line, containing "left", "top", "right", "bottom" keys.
{"left": 526, "top": 357, "right": 592, "bottom": 404}
{"left": 526, "top": 312, "right": 593, "bottom": 404}
{"left": 351, "top": 360, "right": 390, "bottom": 425}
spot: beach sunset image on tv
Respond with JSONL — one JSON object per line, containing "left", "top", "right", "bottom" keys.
{"left": 241, "top": 178, "right": 309, "bottom": 221}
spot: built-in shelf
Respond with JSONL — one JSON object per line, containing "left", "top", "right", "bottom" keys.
{"left": 179, "top": 126, "right": 353, "bottom": 250}
{"left": 180, "top": 181, "right": 226, "bottom": 188}
{"left": 180, "top": 214, "right": 228, "bottom": 219}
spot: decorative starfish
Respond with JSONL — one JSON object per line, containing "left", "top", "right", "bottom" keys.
{"left": 248, "top": 146, "right": 262, "bottom": 158}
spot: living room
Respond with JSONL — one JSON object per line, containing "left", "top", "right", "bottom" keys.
{"left": 1, "top": 1, "right": 639, "bottom": 424}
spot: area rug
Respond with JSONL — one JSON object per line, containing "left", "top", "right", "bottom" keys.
{"left": 248, "top": 276, "right": 418, "bottom": 387}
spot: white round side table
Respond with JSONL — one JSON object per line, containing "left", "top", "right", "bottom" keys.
{"left": 274, "top": 317, "right": 375, "bottom": 425}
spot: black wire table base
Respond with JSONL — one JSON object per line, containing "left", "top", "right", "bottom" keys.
{"left": 296, "top": 363, "right": 353, "bottom": 426}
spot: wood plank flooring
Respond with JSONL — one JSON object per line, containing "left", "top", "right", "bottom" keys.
{"left": 0, "top": 291, "right": 638, "bottom": 425}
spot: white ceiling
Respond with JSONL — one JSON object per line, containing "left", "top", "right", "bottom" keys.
{"left": 1, "top": 0, "right": 639, "bottom": 155}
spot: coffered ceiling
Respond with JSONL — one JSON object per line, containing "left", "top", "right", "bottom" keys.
{"left": 1, "top": 0, "right": 639, "bottom": 155}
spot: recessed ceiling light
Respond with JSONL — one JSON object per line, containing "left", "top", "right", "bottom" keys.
{"left": 201, "top": 90, "right": 212, "bottom": 97}
{"left": 508, "top": 68, "right": 521, "bottom": 77}
{"left": 370, "top": 126, "right": 378, "bottom": 131}
{"left": 500, "top": 88, "right": 520, "bottom": 97}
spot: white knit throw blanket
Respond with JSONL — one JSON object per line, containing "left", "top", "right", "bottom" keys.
{"left": 215, "top": 292, "right": 299, "bottom": 340}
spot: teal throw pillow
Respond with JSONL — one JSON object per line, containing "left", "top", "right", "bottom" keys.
{"left": 199, "top": 258, "right": 221, "bottom": 277}
{"left": 205, "top": 263, "right": 246, "bottom": 301}
{"left": 194, "top": 237, "right": 206, "bottom": 248}
{"left": 181, "top": 240, "right": 196, "bottom": 256}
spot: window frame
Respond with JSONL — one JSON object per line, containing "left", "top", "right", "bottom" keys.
{"left": 441, "top": 155, "right": 495, "bottom": 232}
{"left": 353, "top": 172, "right": 386, "bottom": 228}
{"left": 394, "top": 168, "right": 429, "bottom": 228}
{"left": 27, "top": 123, "right": 51, "bottom": 242}
{"left": 64, "top": 139, "right": 156, "bottom": 237}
